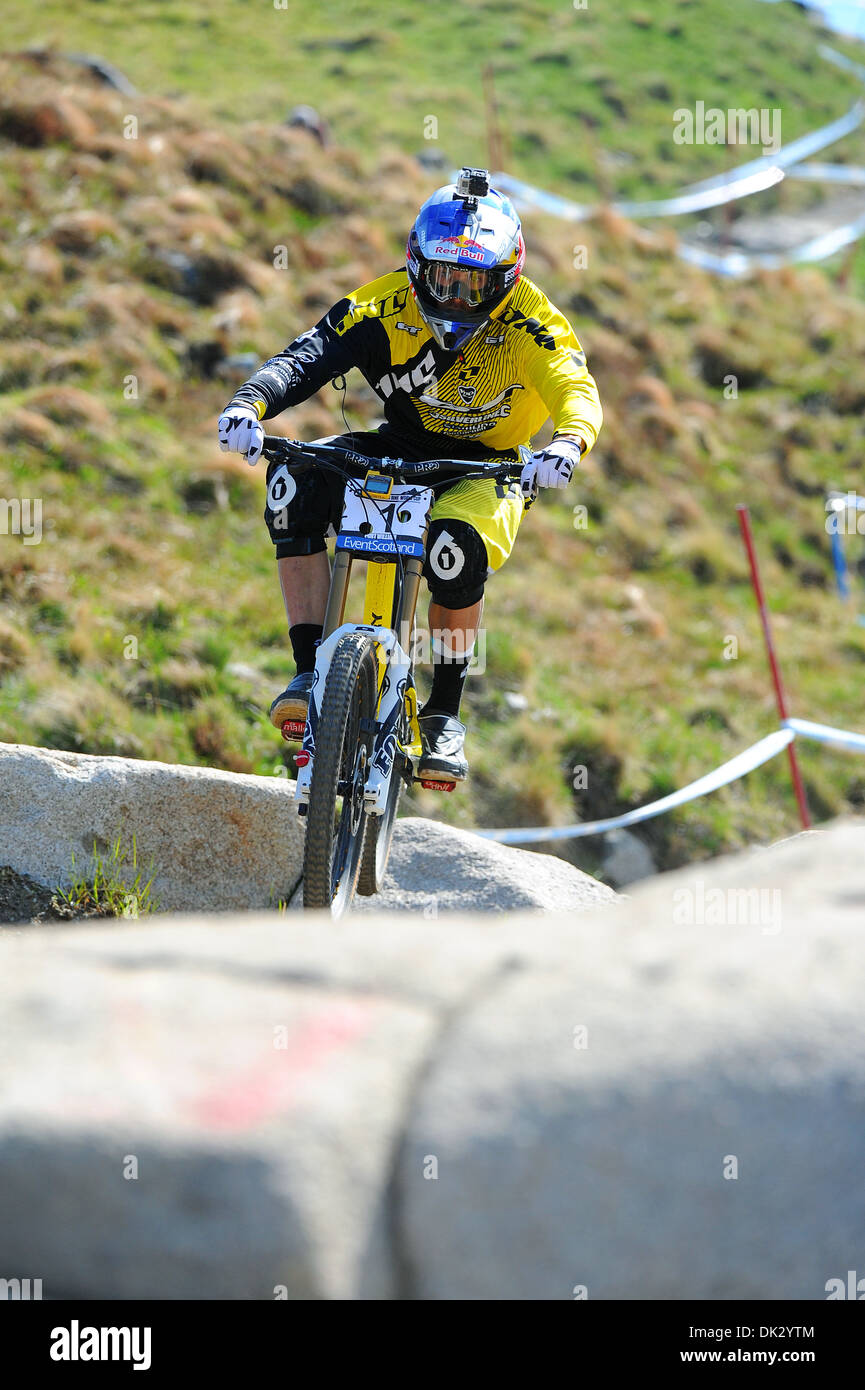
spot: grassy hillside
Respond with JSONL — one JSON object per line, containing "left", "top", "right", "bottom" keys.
{"left": 6, "top": 0, "right": 865, "bottom": 199}
{"left": 2, "top": 26, "right": 865, "bottom": 879}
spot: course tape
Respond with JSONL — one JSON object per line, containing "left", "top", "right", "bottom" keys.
{"left": 493, "top": 99, "right": 863, "bottom": 222}
{"left": 681, "top": 91, "right": 865, "bottom": 194}
{"left": 476, "top": 728, "right": 794, "bottom": 845}
{"left": 493, "top": 165, "right": 787, "bottom": 222}
{"left": 818, "top": 41, "right": 865, "bottom": 86}
{"left": 488, "top": 46, "right": 865, "bottom": 275}
{"left": 784, "top": 716, "right": 865, "bottom": 754}
{"left": 788, "top": 162, "right": 865, "bottom": 184}
{"left": 677, "top": 205, "right": 865, "bottom": 276}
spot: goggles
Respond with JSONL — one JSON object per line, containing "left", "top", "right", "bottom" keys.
{"left": 423, "top": 261, "right": 496, "bottom": 309}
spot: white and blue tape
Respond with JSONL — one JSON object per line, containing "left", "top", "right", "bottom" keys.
{"left": 476, "top": 719, "right": 865, "bottom": 845}
{"left": 783, "top": 717, "right": 865, "bottom": 755}
{"left": 480, "top": 46, "right": 865, "bottom": 277}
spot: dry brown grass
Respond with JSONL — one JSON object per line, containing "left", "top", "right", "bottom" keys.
{"left": 2, "top": 48, "right": 865, "bottom": 863}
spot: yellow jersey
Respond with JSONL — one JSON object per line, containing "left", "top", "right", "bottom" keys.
{"left": 231, "top": 268, "right": 603, "bottom": 455}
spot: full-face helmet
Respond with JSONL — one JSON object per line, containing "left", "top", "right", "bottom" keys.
{"left": 406, "top": 167, "right": 525, "bottom": 352}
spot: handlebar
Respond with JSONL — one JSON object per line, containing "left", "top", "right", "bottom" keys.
{"left": 261, "top": 435, "right": 525, "bottom": 486}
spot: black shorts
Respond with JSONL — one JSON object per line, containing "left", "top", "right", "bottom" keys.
{"left": 264, "top": 428, "right": 524, "bottom": 607}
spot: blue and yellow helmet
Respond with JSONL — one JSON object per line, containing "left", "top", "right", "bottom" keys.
{"left": 406, "top": 168, "right": 525, "bottom": 352}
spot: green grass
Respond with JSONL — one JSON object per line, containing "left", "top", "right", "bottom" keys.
{"left": 6, "top": 0, "right": 865, "bottom": 199}
{"left": 54, "top": 834, "right": 160, "bottom": 918}
{"left": 2, "top": 13, "right": 865, "bottom": 879}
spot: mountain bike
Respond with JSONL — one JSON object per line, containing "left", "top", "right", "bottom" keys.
{"left": 260, "top": 436, "right": 525, "bottom": 918}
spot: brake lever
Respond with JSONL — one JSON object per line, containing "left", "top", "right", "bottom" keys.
{"left": 262, "top": 437, "right": 317, "bottom": 471}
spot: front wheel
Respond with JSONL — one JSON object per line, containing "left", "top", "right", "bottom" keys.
{"left": 302, "top": 632, "right": 377, "bottom": 917}
{"left": 357, "top": 753, "right": 403, "bottom": 896}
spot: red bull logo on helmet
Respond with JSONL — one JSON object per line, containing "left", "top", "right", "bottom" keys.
{"left": 432, "top": 234, "right": 487, "bottom": 263}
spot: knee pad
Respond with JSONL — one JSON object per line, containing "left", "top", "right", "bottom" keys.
{"left": 423, "top": 518, "right": 488, "bottom": 608}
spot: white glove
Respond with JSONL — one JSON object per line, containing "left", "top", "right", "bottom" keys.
{"left": 218, "top": 404, "right": 264, "bottom": 466}
{"left": 520, "top": 438, "right": 582, "bottom": 499}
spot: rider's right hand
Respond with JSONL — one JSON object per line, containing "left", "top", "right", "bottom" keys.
{"left": 218, "top": 404, "right": 264, "bottom": 466}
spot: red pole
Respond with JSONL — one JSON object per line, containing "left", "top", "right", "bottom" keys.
{"left": 736, "top": 504, "right": 811, "bottom": 828}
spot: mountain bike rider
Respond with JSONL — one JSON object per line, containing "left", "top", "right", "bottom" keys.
{"left": 218, "top": 168, "right": 603, "bottom": 784}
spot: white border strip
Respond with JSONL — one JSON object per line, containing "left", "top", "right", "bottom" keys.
{"left": 678, "top": 205, "right": 865, "bottom": 276}
{"left": 681, "top": 92, "right": 865, "bottom": 194}
{"left": 784, "top": 716, "right": 865, "bottom": 754}
{"left": 490, "top": 50, "right": 865, "bottom": 225}
{"left": 787, "top": 162, "right": 865, "bottom": 184}
{"left": 492, "top": 166, "right": 788, "bottom": 222}
{"left": 818, "top": 41, "right": 865, "bottom": 85}
{"left": 476, "top": 729, "right": 794, "bottom": 845}
{"left": 486, "top": 45, "right": 865, "bottom": 275}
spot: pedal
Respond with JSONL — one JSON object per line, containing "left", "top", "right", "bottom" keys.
{"left": 420, "top": 778, "right": 457, "bottom": 792}
{"left": 280, "top": 718, "right": 306, "bottom": 742}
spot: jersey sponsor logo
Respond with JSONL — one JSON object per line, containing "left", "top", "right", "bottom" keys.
{"left": 377, "top": 347, "right": 437, "bottom": 400}
{"left": 498, "top": 305, "right": 556, "bottom": 350}
{"left": 415, "top": 382, "right": 524, "bottom": 437}
{"left": 378, "top": 287, "right": 410, "bottom": 317}
{"left": 395, "top": 320, "right": 420, "bottom": 334}
{"left": 257, "top": 361, "right": 300, "bottom": 391}
{"left": 484, "top": 332, "right": 505, "bottom": 345}
{"left": 333, "top": 287, "right": 410, "bottom": 336}
{"left": 418, "top": 382, "right": 523, "bottom": 417}
{"left": 333, "top": 306, "right": 355, "bottom": 336}
{"left": 424, "top": 416, "right": 507, "bottom": 438}
{"left": 457, "top": 363, "right": 479, "bottom": 405}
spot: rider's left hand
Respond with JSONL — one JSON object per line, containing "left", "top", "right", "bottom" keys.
{"left": 520, "top": 437, "right": 583, "bottom": 499}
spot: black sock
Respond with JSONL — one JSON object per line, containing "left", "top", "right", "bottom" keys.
{"left": 421, "top": 642, "right": 471, "bottom": 720}
{"left": 289, "top": 623, "right": 323, "bottom": 675}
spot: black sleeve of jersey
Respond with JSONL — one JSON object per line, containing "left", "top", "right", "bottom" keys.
{"left": 224, "top": 298, "right": 360, "bottom": 419}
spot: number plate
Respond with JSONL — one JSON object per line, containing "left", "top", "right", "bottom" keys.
{"left": 336, "top": 483, "right": 433, "bottom": 559}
